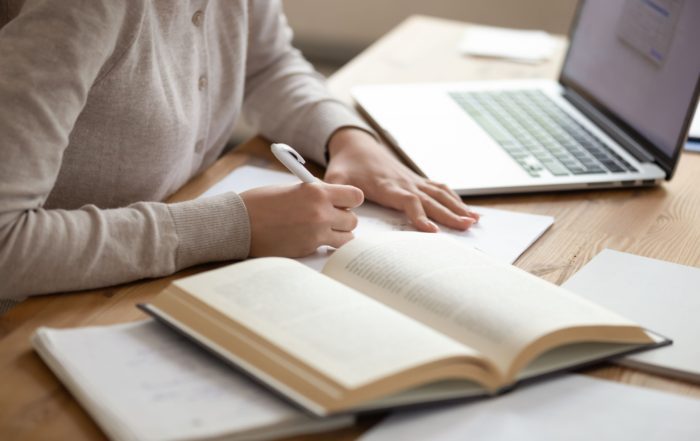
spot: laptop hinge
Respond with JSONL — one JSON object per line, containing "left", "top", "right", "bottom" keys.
{"left": 563, "top": 89, "right": 655, "bottom": 163}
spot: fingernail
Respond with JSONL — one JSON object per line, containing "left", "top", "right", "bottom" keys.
{"left": 467, "top": 211, "right": 480, "bottom": 222}
{"left": 460, "top": 216, "right": 475, "bottom": 229}
{"left": 422, "top": 218, "right": 439, "bottom": 232}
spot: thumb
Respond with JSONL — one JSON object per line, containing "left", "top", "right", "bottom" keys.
{"left": 326, "top": 183, "right": 364, "bottom": 208}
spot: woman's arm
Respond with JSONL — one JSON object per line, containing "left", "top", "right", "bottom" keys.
{"left": 242, "top": 0, "right": 373, "bottom": 167}
{"left": 242, "top": 0, "right": 479, "bottom": 231}
{"left": 0, "top": 1, "right": 252, "bottom": 300}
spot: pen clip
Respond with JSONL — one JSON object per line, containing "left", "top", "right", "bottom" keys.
{"left": 278, "top": 144, "right": 306, "bottom": 165}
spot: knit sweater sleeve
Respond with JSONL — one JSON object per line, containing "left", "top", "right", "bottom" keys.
{"left": 0, "top": 1, "right": 250, "bottom": 300}
{"left": 242, "top": 0, "right": 374, "bottom": 166}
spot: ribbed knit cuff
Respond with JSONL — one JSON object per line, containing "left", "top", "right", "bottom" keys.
{"left": 297, "top": 100, "right": 376, "bottom": 166}
{"left": 168, "top": 192, "right": 250, "bottom": 270}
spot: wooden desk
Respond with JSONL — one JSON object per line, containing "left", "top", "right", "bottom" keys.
{"left": 1, "top": 15, "right": 699, "bottom": 441}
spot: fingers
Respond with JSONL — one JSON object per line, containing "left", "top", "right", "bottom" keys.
{"left": 383, "top": 187, "right": 439, "bottom": 232}
{"left": 325, "top": 231, "right": 355, "bottom": 249}
{"left": 330, "top": 208, "right": 359, "bottom": 232}
{"left": 325, "top": 183, "right": 364, "bottom": 209}
{"left": 310, "top": 211, "right": 356, "bottom": 251}
{"left": 417, "top": 191, "right": 475, "bottom": 231}
{"left": 419, "top": 182, "right": 480, "bottom": 222}
{"left": 429, "top": 180, "right": 462, "bottom": 203}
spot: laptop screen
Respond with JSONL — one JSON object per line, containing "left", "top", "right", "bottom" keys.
{"left": 560, "top": 0, "right": 700, "bottom": 173}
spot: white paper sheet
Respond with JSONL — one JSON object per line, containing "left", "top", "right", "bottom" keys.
{"left": 563, "top": 249, "right": 700, "bottom": 382}
{"left": 34, "top": 321, "right": 351, "bottom": 441}
{"left": 458, "top": 25, "right": 557, "bottom": 64}
{"left": 360, "top": 375, "right": 700, "bottom": 441}
{"left": 199, "top": 166, "right": 553, "bottom": 270}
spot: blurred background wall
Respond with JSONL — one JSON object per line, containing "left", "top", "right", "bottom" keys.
{"left": 284, "top": 0, "right": 579, "bottom": 67}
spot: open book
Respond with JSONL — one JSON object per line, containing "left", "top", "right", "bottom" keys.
{"left": 142, "top": 232, "right": 667, "bottom": 416}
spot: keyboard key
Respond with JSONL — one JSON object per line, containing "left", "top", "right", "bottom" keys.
{"left": 540, "top": 159, "right": 570, "bottom": 176}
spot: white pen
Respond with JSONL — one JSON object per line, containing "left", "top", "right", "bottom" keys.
{"left": 271, "top": 143, "right": 320, "bottom": 184}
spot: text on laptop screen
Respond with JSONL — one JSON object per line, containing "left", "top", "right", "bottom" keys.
{"left": 561, "top": 0, "right": 700, "bottom": 159}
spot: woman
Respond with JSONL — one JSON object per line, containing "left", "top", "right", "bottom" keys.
{"left": 0, "top": 0, "right": 478, "bottom": 306}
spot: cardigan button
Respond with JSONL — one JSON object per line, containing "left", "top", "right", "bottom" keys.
{"left": 192, "top": 10, "right": 204, "bottom": 27}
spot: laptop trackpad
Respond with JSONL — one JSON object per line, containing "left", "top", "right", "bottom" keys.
{"left": 381, "top": 114, "right": 530, "bottom": 189}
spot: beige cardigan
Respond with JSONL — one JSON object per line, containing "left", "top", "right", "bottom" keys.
{"left": 0, "top": 0, "right": 370, "bottom": 302}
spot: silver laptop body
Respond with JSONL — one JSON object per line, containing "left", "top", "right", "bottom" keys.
{"left": 352, "top": 0, "right": 700, "bottom": 196}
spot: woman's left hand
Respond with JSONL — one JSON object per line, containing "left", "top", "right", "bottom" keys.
{"left": 324, "top": 128, "right": 480, "bottom": 232}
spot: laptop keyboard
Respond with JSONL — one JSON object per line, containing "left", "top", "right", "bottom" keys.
{"left": 449, "top": 90, "right": 638, "bottom": 177}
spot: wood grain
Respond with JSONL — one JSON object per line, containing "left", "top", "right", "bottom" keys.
{"left": 1, "top": 15, "right": 698, "bottom": 441}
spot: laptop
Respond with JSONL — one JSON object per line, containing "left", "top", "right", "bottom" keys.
{"left": 352, "top": 0, "right": 700, "bottom": 195}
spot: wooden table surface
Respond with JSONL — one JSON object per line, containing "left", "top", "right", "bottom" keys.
{"left": 1, "top": 15, "right": 699, "bottom": 441}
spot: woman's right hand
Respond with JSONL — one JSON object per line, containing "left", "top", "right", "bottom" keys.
{"left": 240, "top": 183, "right": 364, "bottom": 257}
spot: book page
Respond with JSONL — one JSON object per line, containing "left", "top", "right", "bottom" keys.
{"left": 33, "top": 321, "right": 348, "bottom": 441}
{"left": 323, "top": 232, "right": 646, "bottom": 375}
{"left": 174, "top": 258, "right": 482, "bottom": 390}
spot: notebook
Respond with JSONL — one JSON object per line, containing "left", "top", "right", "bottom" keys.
{"left": 32, "top": 320, "right": 353, "bottom": 441}
{"left": 353, "top": 0, "right": 700, "bottom": 195}
{"left": 563, "top": 248, "right": 700, "bottom": 382}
